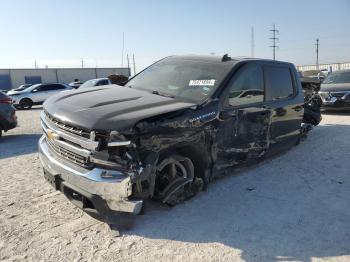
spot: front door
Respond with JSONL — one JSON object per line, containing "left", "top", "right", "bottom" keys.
{"left": 31, "top": 84, "right": 50, "bottom": 103}
{"left": 215, "top": 62, "right": 272, "bottom": 169}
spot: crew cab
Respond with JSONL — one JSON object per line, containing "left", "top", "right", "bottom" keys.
{"left": 38, "top": 55, "right": 308, "bottom": 222}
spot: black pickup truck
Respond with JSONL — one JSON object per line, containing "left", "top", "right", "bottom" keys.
{"left": 38, "top": 55, "right": 317, "bottom": 221}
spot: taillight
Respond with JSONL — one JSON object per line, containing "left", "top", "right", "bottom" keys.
{"left": 0, "top": 97, "right": 12, "bottom": 104}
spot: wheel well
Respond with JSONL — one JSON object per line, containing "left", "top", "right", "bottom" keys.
{"left": 20, "top": 97, "right": 33, "bottom": 103}
{"left": 158, "top": 144, "right": 211, "bottom": 184}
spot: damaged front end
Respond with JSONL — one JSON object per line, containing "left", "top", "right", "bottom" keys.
{"left": 38, "top": 109, "right": 205, "bottom": 219}
{"left": 38, "top": 111, "right": 153, "bottom": 219}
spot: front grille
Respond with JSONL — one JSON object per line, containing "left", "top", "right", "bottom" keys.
{"left": 46, "top": 138, "right": 91, "bottom": 169}
{"left": 44, "top": 111, "right": 90, "bottom": 138}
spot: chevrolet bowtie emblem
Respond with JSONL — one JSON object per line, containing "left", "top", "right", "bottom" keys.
{"left": 47, "top": 129, "right": 59, "bottom": 140}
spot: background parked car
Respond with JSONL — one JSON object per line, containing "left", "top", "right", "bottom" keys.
{"left": 0, "top": 91, "right": 17, "bottom": 137}
{"left": 318, "top": 69, "right": 350, "bottom": 109}
{"left": 68, "top": 79, "right": 83, "bottom": 89}
{"left": 301, "top": 70, "right": 327, "bottom": 82}
{"left": 13, "top": 84, "right": 33, "bottom": 91}
{"left": 7, "top": 83, "right": 71, "bottom": 110}
{"left": 0, "top": 84, "right": 33, "bottom": 94}
{"left": 78, "top": 78, "right": 111, "bottom": 89}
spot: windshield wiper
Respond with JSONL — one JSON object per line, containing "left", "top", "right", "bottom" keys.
{"left": 151, "top": 90, "right": 175, "bottom": 98}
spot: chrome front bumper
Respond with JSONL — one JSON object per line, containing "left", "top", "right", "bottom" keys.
{"left": 38, "top": 135, "right": 143, "bottom": 215}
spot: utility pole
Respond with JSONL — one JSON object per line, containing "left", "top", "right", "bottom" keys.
{"left": 34, "top": 60, "right": 37, "bottom": 69}
{"left": 81, "top": 58, "right": 84, "bottom": 68}
{"left": 316, "top": 38, "right": 319, "bottom": 69}
{"left": 132, "top": 54, "right": 136, "bottom": 76}
{"left": 269, "top": 24, "right": 279, "bottom": 60}
{"left": 121, "top": 32, "right": 125, "bottom": 67}
{"left": 251, "top": 26, "right": 255, "bottom": 58}
{"left": 127, "top": 54, "right": 130, "bottom": 70}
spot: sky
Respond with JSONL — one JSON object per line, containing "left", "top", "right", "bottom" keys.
{"left": 0, "top": 0, "right": 349, "bottom": 72}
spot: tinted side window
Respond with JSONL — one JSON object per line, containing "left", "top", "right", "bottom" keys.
{"left": 50, "top": 84, "right": 66, "bottom": 90}
{"left": 226, "top": 63, "right": 264, "bottom": 107}
{"left": 36, "top": 85, "right": 49, "bottom": 92}
{"left": 265, "top": 66, "right": 294, "bottom": 100}
{"left": 97, "top": 80, "right": 109, "bottom": 86}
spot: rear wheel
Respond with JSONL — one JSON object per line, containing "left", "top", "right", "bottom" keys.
{"left": 19, "top": 98, "right": 33, "bottom": 110}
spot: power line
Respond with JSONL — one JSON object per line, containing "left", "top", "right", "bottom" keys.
{"left": 127, "top": 54, "right": 130, "bottom": 70}
{"left": 269, "top": 24, "right": 279, "bottom": 60}
{"left": 316, "top": 38, "right": 319, "bottom": 69}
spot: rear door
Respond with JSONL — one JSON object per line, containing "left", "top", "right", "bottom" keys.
{"left": 216, "top": 62, "right": 272, "bottom": 168}
{"left": 263, "top": 63, "right": 304, "bottom": 153}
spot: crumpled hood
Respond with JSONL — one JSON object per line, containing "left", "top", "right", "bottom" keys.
{"left": 320, "top": 83, "right": 350, "bottom": 92}
{"left": 43, "top": 85, "right": 196, "bottom": 132}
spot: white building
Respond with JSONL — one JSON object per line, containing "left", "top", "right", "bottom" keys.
{"left": 296, "top": 62, "right": 350, "bottom": 72}
{"left": 0, "top": 67, "right": 131, "bottom": 90}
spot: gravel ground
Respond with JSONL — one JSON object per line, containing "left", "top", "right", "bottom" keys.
{"left": 0, "top": 107, "right": 349, "bottom": 262}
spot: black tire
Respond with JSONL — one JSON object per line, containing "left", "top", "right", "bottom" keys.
{"left": 154, "top": 154, "right": 196, "bottom": 206}
{"left": 19, "top": 98, "right": 33, "bottom": 110}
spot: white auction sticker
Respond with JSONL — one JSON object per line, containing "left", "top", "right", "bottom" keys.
{"left": 189, "top": 79, "right": 216, "bottom": 86}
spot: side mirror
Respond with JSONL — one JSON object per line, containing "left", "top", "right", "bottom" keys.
{"left": 32, "top": 89, "right": 38, "bottom": 93}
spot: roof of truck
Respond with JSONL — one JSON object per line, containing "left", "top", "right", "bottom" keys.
{"left": 168, "top": 54, "right": 293, "bottom": 66}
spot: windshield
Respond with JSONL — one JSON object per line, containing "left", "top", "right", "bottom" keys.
{"left": 126, "top": 58, "right": 233, "bottom": 103}
{"left": 79, "top": 79, "right": 98, "bottom": 89}
{"left": 323, "top": 71, "right": 350, "bottom": 84}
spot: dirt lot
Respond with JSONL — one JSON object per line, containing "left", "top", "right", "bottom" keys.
{"left": 0, "top": 108, "right": 349, "bottom": 262}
